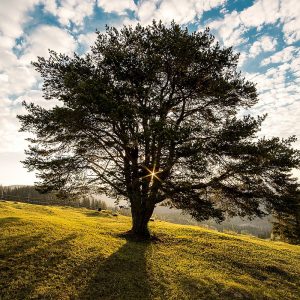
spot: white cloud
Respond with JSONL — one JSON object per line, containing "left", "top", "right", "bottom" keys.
{"left": 261, "top": 46, "right": 299, "bottom": 66}
{"left": 0, "top": 24, "right": 76, "bottom": 166}
{"left": 43, "top": 0, "right": 96, "bottom": 27}
{"left": 0, "top": 41, "right": 38, "bottom": 101}
{"left": 290, "top": 56, "right": 300, "bottom": 75}
{"left": 0, "top": 73, "right": 9, "bottom": 83}
{"left": 244, "top": 63, "right": 300, "bottom": 149}
{"left": 0, "top": 36, "right": 16, "bottom": 51}
{"left": 0, "top": 89, "right": 59, "bottom": 161}
{"left": 78, "top": 32, "right": 97, "bottom": 52}
{"left": 135, "top": 0, "right": 157, "bottom": 24}
{"left": 280, "top": 0, "right": 300, "bottom": 44}
{"left": 237, "top": 52, "right": 248, "bottom": 68}
{"left": 42, "top": 0, "right": 57, "bottom": 14}
{"left": 98, "top": 0, "right": 136, "bottom": 15}
{"left": 255, "top": 96, "right": 300, "bottom": 147}
{"left": 0, "top": 98, "right": 26, "bottom": 154}
{"left": 239, "top": 0, "right": 280, "bottom": 28}
{"left": 207, "top": 0, "right": 300, "bottom": 45}
{"left": 0, "top": 0, "right": 39, "bottom": 41}
{"left": 249, "top": 35, "right": 277, "bottom": 57}
{"left": 136, "top": 0, "right": 226, "bottom": 25}
{"left": 0, "top": 66, "right": 37, "bottom": 98}
{"left": 207, "top": 10, "right": 246, "bottom": 46}
{"left": 0, "top": 1, "right": 83, "bottom": 185}
{"left": 21, "top": 25, "right": 77, "bottom": 64}
{"left": 15, "top": 89, "right": 60, "bottom": 111}
{"left": 283, "top": 18, "right": 300, "bottom": 44}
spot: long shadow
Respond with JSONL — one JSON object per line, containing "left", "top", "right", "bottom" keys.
{"left": 83, "top": 211, "right": 113, "bottom": 218}
{"left": 0, "top": 233, "right": 78, "bottom": 300}
{"left": 77, "top": 237, "right": 152, "bottom": 300}
{"left": 1, "top": 228, "right": 152, "bottom": 300}
{"left": 0, "top": 217, "right": 21, "bottom": 225}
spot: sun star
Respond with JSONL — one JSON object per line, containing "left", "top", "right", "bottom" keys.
{"left": 142, "top": 164, "right": 163, "bottom": 183}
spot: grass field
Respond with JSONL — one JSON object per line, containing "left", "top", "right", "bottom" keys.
{"left": 0, "top": 201, "right": 300, "bottom": 300}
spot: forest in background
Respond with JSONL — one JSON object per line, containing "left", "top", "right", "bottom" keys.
{"left": 0, "top": 185, "right": 107, "bottom": 211}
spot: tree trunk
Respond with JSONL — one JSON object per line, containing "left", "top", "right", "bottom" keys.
{"left": 131, "top": 202, "right": 155, "bottom": 239}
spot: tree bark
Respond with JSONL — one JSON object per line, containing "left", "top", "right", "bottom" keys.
{"left": 130, "top": 201, "right": 155, "bottom": 238}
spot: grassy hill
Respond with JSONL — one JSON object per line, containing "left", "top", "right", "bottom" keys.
{"left": 0, "top": 201, "right": 300, "bottom": 300}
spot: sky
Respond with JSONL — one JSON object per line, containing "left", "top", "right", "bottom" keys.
{"left": 0, "top": 0, "right": 300, "bottom": 185}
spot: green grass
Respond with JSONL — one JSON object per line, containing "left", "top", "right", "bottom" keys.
{"left": 0, "top": 201, "right": 300, "bottom": 300}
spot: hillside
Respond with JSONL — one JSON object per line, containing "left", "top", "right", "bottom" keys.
{"left": 0, "top": 201, "right": 300, "bottom": 300}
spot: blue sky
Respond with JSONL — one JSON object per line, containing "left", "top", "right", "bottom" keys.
{"left": 0, "top": 0, "right": 300, "bottom": 185}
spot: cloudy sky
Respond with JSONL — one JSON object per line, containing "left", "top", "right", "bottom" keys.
{"left": 0, "top": 0, "right": 300, "bottom": 185}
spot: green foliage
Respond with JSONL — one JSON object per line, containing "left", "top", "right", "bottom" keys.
{"left": 18, "top": 21, "right": 300, "bottom": 236}
{"left": 1, "top": 201, "right": 300, "bottom": 299}
{"left": 272, "top": 190, "right": 300, "bottom": 244}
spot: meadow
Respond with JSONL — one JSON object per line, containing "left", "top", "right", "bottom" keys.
{"left": 0, "top": 201, "right": 300, "bottom": 300}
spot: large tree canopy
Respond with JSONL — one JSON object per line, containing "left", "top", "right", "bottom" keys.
{"left": 19, "top": 22, "right": 300, "bottom": 238}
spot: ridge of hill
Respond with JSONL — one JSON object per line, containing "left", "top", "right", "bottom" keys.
{"left": 0, "top": 201, "right": 299, "bottom": 300}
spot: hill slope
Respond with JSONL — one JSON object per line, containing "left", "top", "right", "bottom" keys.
{"left": 0, "top": 201, "right": 299, "bottom": 300}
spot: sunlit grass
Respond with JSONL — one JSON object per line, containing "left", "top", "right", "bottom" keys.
{"left": 0, "top": 201, "right": 299, "bottom": 299}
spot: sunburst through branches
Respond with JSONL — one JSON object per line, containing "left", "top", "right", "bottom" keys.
{"left": 141, "top": 164, "right": 163, "bottom": 185}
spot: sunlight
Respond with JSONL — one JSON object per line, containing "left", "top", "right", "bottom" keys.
{"left": 142, "top": 164, "right": 163, "bottom": 183}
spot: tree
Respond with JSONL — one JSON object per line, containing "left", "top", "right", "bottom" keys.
{"left": 19, "top": 22, "right": 300, "bottom": 238}
{"left": 272, "top": 181, "right": 300, "bottom": 244}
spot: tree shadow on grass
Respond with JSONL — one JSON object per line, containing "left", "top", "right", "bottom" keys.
{"left": 83, "top": 211, "right": 114, "bottom": 218}
{"left": 1, "top": 228, "right": 153, "bottom": 300}
{"left": 77, "top": 235, "right": 152, "bottom": 300}
{"left": 0, "top": 233, "right": 78, "bottom": 300}
{"left": 0, "top": 216, "right": 21, "bottom": 225}
{"left": 175, "top": 273, "right": 255, "bottom": 300}
{"left": 0, "top": 233, "right": 44, "bottom": 271}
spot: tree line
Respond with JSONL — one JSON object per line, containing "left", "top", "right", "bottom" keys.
{"left": 0, "top": 185, "right": 107, "bottom": 210}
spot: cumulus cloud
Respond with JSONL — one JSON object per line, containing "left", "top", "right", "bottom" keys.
{"left": 207, "top": 10, "right": 246, "bottom": 46}
{"left": 21, "top": 25, "right": 77, "bottom": 64}
{"left": 239, "top": 0, "right": 280, "bottom": 28}
{"left": 261, "top": 46, "right": 299, "bottom": 66}
{"left": 259, "top": 101, "right": 300, "bottom": 147}
{"left": 244, "top": 63, "right": 300, "bottom": 149}
{"left": 0, "top": 0, "right": 40, "bottom": 41}
{"left": 0, "top": 98, "right": 27, "bottom": 154}
{"left": 135, "top": 0, "right": 226, "bottom": 25}
{"left": 0, "top": 0, "right": 96, "bottom": 31}
{"left": 0, "top": 23, "right": 76, "bottom": 182}
{"left": 0, "top": 1, "right": 39, "bottom": 168}
{"left": 280, "top": 0, "right": 300, "bottom": 44}
{"left": 290, "top": 56, "right": 300, "bottom": 75}
{"left": 98, "top": 0, "right": 136, "bottom": 15}
{"left": 97, "top": 0, "right": 226, "bottom": 23}
{"left": 0, "top": 89, "right": 59, "bottom": 160}
{"left": 43, "top": 0, "right": 96, "bottom": 27}
{"left": 249, "top": 35, "right": 277, "bottom": 57}
{"left": 283, "top": 18, "right": 300, "bottom": 44}
{"left": 0, "top": 66, "right": 37, "bottom": 99}
{"left": 207, "top": 0, "right": 300, "bottom": 45}
{"left": 78, "top": 32, "right": 97, "bottom": 52}
{"left": 0, "top": 88, "right": 38, "bottom": 186}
